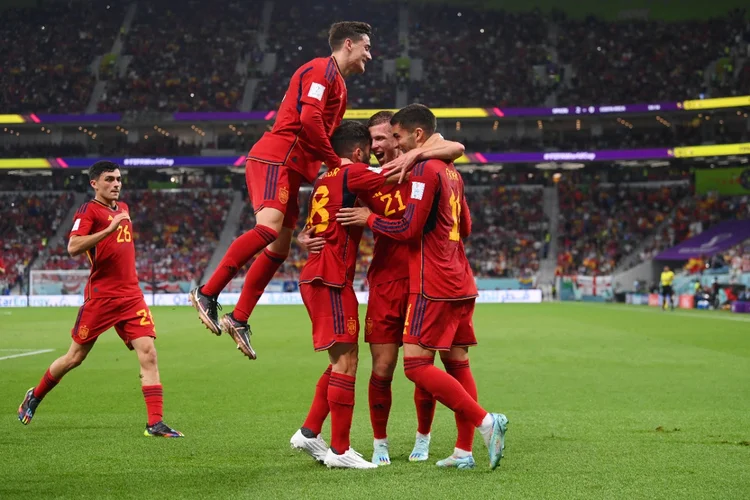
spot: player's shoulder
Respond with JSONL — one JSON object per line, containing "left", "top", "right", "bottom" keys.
{"left": 118, "top": 201, "right": 130, "bottom": 212}
{"left": 415, "top": 159, "right": 451, "bottom": 176}
{"left": 304, "top": 57, "right": 336, "bottom": 76}
{"left": 74, "top": 200, "right": 93, "bottom": 216}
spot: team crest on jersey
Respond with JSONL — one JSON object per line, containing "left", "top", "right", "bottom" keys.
{"left": 279, "top": 186, "right": 289, "bottom": 204}
{"left": 78, "top": 325, "right": 89, "bottom": 340}
{"left": 347, "top": 317, "right": 357, "bottom": 336}
{"left": 365, "top": 317, "right": 374, "bottom": 336}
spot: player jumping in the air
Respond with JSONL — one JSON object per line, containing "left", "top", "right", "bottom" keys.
{"left": 338, "top": 105, "right": 507, "bottom": 470}
{"left": 189, "top": 22, "right": 372, "bottom": 359}
{"left": 17, "top": 161, "right": 182, "bottom": 438}
{"left": 289, "top": 121, "right": 393, "bottom": 469}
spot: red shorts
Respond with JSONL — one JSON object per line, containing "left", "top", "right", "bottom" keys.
{"left": 300, "top": 282, "right": 360, "bottom": 351}
{"left": 365, "top": 278, "right": 409, "bottom": 344}
{"left": 246, "top": 159, "right": 303, "bottom": 229}
{"left": 403, "top": 294, "right": 477, "bottom": 351}
{"left": 71, "top": 296, "right": 156, "bottom": 350}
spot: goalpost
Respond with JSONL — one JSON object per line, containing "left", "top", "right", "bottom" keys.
{"left": 29, "top": 270, "right": 89, "bottom": 296}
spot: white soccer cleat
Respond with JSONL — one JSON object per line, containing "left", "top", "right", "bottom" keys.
{"left": 371, "top": 439, "right": 391, "bottom": 465}
{"left": 324, "top": 448, "right": 378, "bottom": 469}
{"left": 409, "top": 433, "right": 431, "bottom": 462}
{"left": 290, "top": 429, "right": 328, "bottom": 463}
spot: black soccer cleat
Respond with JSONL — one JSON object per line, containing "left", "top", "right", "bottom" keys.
{"left": 189, "top": 286, "right": 222, "bottom": 335}
{"left": 18, "top": 387, "right": 41, "bottom": 425}
{"left": 219, "top": 313, "right": 256, "bottom": 360}
{"left": 144, "top": 421, "right": 184, "bottom": 438}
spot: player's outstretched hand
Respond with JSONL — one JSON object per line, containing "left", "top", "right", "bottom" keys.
{"left": 107, "top": 212, "right": 131, "bottom": 233}
{"left": 297, "top": 227, "right": 325, "bottom": 253}
{"left": 382, "top": 148, "right": 420, "bottom": 183}
{"left": 337, "top": 207, "right": 372, "bottom": 227}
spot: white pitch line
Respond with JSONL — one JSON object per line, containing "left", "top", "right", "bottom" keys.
{"left": 0, "top": 349, "right": 54, "bottom": 361}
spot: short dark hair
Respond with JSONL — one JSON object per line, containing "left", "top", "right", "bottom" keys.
{"left": 331, "top": 121, "right": 371, "bottom": 158}
{"left": 367, "top": 110, "right": 394, "bottom": 128}
{"left": 328, "top": 21, "right": 372, "bottom": 51}
{"left": 391, "top": 104, "right": 436, "bottom": 136}
{"left": 88, "top": 161, "right": 120, "bottom": 181}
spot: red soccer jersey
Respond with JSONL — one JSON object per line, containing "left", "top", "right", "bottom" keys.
{"left": 363, "top": 182, "right": 411, "bottom": 287}
{"left": 300, "top": 163, "right": 387, "bottom": 287}
{"left": 248, "top": 56, "right": 347, "bottom": 182}
{"left": 69, "top": 200, "right": 142, "bottom": 300}
{"left": 366, "top": 159, "right": 477, "bottom": 301}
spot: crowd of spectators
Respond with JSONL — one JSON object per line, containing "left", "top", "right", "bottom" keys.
{"left": 465, "top": 187, "right": 547, "bottom": 278}
{"left": 639, "top": 193, "right": 750, "bottom": 262}
{"left": 0, "top": 2, "right": 123, "bottom": 113}
{"left": 99, "top": 0, "right": 257, "bottom": 113}
{"left": 556, "top": 182, "right": 691, "bottom": 276}
{"left": 556, "top": 11, "right": 748, "bottom": 105}
{"left": 0, "top": 192, "right": 75, "bottom": 293}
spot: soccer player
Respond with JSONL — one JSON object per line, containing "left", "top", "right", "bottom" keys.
{"left": 189, "top": 21, "right": 373, "bottom": 359}
{"left": 363, "top": 111, "right": 466, "bottom": 465}
{"left": 289, "top": 121, "right": 390, "bottom": 469}
{"left": 17, "top": 161, "right": 182, "bottom": 438}
{"left": 338, "top": 104, "right": 507, "bottom": 470}
{"left": 660, "top": 265, "right": 675, "bottom": 311}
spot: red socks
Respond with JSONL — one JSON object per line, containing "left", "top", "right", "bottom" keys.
{"left": 202, "top": 225, "right": 278, "bottom": 297}
{"left": 404, "top": 356, "right": 486, "bottom": 428}
{"left": 406, "top": 357, "right": 437, "bottom": 436}
{"left": 302, "top": 365, "right": 332, "bottom": 435}
{"left": 33, "top": 368, "right": 60, "bottom": 400}
{"left": 232, "top": 248, "right": 286, "bottom": 322}
{"left": 414, "top": 386, "right": 436, "bottom": 435}
{"left": 368, "top": 373, "right": 393, "bottom": 440}
{"left": 142, "top": 384, "right": 164, "bottom": 426}
{"left": 328, "top": 372, "right": 356, "bottom": 453}
{"left": 443, "top": 359, "right": 478, "bottom": 451}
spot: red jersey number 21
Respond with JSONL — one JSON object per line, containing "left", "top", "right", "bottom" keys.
{"left": 449, "top": 190, "right": 461, "bottom": 242}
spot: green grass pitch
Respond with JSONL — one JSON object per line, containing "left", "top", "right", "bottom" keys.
{"left": 1, "top": 303, "right": 749, "bottom": 499}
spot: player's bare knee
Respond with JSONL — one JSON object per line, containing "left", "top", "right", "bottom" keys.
{"left": 330, "top": 343, "right": 358, "bottom": 377}
{"left": 267, "top": 227, "right": 293, "bottom": 256}
{"left": 371, "top": 354, "right": 397, "bottom": 379}
{"left": 255, "top": 207, "right": 285, "bottom": 234}
{"left": 440, "top": 346, "right": 469, "bottom": 363}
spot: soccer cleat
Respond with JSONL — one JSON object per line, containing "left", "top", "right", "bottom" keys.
{"left": 324, "top": 448, "right": 378, "bottom": 469}
{"left": 487, "top": 413, "right": 508, "bottom": 470}
{"left": 290, "top": 429, "right": 328, "bottom": 463}
{"left": 144, "top": 421, "right": 184, "bottom": 438}
{"left": 409, "top": 433, "right": 431, "bottom": 462}
{"left": 371, "top": 439, "right": 391, "bottom": 465}
{"left": 18, "top": 387, "right": 41, "bottom": 425}
{"left": 436, "top": 454, "right": 476, "bottom": 470}
{"left": 219, "top": 313, "right": 256, "bottom": 360}
{"left": 189, "top": 286, "right": 222, "bottom": 335}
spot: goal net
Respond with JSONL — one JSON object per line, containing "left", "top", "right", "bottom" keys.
{"left": 30, "top": 270, "right": 89, "bottom": 296}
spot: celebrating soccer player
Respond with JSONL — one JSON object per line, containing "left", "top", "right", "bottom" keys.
{"left": 17, "top": 161, "right": 182, "bottom": 438}
{"left": 189, "top": 22, "right": 373, "bottom": 359}
{"left": 289, "top": 121, "right": 396, "bottom": 469}
{"left": 338, "top": 104, "right": 508, "bottom": 470}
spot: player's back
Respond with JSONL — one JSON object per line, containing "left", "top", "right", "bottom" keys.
{"left": 364, "top": 182, "right": 411, "bottom": 287}
{"left": 248, "top": 57, "right": 347, "bottom": 181}
{"left": 70, "top": 200, "right": 141, "bottom": 300}
{"left": 414, "top": 160, "right": 477, "bottom": 301}
{"left": 300, "top": 163, "right": 384, "bottom": 287}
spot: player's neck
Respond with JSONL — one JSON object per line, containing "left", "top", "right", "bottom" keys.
{"left": 330, "top": 54, "right": 350, "bottom": 78}
{"left": 94, "top": 195, "right": 117, "bottom": 209}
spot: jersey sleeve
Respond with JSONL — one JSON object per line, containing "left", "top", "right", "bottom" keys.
{"left": 366, "top": 164, "right": 440, "bottom": 242}
{"left": 346, "top": 164, "right": 387, "bottom": 194}
{"left": 70, "top": 205, "right": 95, "bottom": 237}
